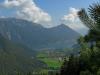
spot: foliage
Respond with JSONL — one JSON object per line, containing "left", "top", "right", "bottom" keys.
{"left": 78, "top": 2, "right": 100, "bottom": 75}
{"left": 60, "top": 55, "right": 80, "bottom": 75}
{"left": 0, "top": 34, "right": 46, "bottom": 75}
{"left": 60, "top": 2, "right": 100, "bottom": 75}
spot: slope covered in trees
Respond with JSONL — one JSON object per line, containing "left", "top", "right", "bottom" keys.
{"left": 60, "top": 2, "right": 100, "bottom": 75}
{"left": 0, "top": 34, "right": 46, "bottom": 75}
{"left": 0, "top": 18, "right": 80, "bottom": 50}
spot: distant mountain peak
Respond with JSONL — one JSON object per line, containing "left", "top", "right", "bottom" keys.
{"left": 0, "top": 18, "right": 80, "bottom": 49}
{"left": 50, "top": 24, "right": 78, "bottom": 33}
{"left": 58, "top": 24, "right": 70, "bottom": 28}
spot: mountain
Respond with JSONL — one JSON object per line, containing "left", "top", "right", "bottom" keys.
{"left": 0, "top": 18, "right": 80, "bottom": 50}
{"left": 0, "top": 34, "right": 46, "bottom": 74}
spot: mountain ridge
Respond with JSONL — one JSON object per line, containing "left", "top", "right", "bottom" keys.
{"left": 0, "top": 18, "right": 80, "bottom": 50}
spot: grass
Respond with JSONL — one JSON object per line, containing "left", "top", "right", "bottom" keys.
{"left": 37, "top": 50, "right": 64, "bottom": 69}
{"left": 37, "top": 53, "right": 46, "bottom": 58}
{"left": 39, "top": 58, "right": 62, "bottom": 69}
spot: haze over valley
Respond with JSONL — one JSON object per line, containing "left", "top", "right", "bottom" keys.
{"left": 0, "top": 0, "right": 99, "bottom": 75}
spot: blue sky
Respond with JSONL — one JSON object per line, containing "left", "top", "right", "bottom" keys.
{"left": 0, "top": 0, "right": 99, "bottom": 35}
{"left": 35, "top": 0, "right": 98, "bottom": 24}
{"left": 0, "top": 0, "right": 98, "bottom": 23}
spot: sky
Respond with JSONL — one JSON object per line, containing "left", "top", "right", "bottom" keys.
{"left": 0, "top": 0, "right": 99, "bottom": 35}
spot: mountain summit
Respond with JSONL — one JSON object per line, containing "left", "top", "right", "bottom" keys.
{"left": 0, "top": 18, "right": 80, "bottom": 50}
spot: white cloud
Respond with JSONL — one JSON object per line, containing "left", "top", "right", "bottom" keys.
{"left": 61, "top": 7, "right": 88, "bottom": 35}
{"left": 0, "top": 16, "right": 6, "bottom": 18}
{"left": 1, "top": 0, "right": 22, "bottom": 8}
{"left": 62, "top": 7, "right": 79, "bottom": 22}
{"left": 0, "top": 0, "right": 52, "bottom": 26}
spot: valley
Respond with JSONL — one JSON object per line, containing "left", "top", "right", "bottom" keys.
{"left": 0, "top": 0, "right": 99, "bottom": 75}
{"left": 34, "top": 49, "right": 74, "bottom": 75}
{"left": 0, "top": 18, "right": 80, "bottom": 74}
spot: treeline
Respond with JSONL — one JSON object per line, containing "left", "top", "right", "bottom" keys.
{"left": 60, "top": 1, "right": 100, "bottom": 75}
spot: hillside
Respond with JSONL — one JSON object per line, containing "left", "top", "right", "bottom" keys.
{"left": 0, "top": 34, "right": 46, "bottom": 74}
{"left": 0, "top": 18, "right": 80, "bottom": 50}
